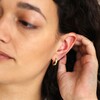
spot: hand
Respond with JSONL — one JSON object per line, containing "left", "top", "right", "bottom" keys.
{"left": 57, "top": 34, "right": 98, "bottom": 100}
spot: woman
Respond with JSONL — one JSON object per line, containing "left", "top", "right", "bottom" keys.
{"left": 0, "top": 0, "right": 99, "bottom": 100}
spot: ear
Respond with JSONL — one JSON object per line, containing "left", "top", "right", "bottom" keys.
{"left": 52, "top": 32, "right": 77, "bottom": 61}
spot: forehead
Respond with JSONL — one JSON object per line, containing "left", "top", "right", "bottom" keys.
{"left": 1, "top": 0, "right": 57, "bottom": 14}
{"left": 1, "top": 0, "right": 58, "bottom": 23}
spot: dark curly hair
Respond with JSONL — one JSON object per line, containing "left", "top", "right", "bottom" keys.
{"left": 41, "top": 0, "right": 100, "bottom": 100}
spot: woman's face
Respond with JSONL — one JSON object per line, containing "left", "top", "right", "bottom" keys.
{"left": 0, "top": 0, "right": 59, "bottom": 83}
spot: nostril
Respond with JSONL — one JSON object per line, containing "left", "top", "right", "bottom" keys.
{"left": 0, "top": 17, "right": 12, "bottom": 43}
{"left": 0, "top": 39, "right": 7, "bottom": 43}
{"left": 0, "top": 33, "right": 11, "bottom": 43}
{"left": 0, "top": 39, "right": 5, "bottom": 43}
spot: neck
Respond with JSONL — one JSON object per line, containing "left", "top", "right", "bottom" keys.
{"left": 0, "top": 77, "right": 43, "bottom": 100}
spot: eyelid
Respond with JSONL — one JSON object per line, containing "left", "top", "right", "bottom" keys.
{"left": 19, "top": 19, "right": 33, "bottom": 26}
{"left": 17, "top": 10, "right": 46, "bottom": 24}
{"left": 18, "top": 19, "right": 38, "bottom": 29}
{"left": 19, "top": 14, "right": 44, "bottom": 26}
{"left": 17, "top": 2, "right": 47, "bottom": 22}
{"left": 16, "top": 11, "right": 45, "bottom": 30}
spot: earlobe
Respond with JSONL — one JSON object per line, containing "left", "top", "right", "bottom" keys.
{"left": 54, "top": 33, "right": 77, "bottom": 61}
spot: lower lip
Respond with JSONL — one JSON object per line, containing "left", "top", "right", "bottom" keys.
{"left": 0, "top": 55, "right": 11, "bottom": 60}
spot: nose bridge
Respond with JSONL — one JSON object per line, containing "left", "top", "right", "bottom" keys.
{"left": 0, "top": 15, "right": 12, "bottom": 43}
{"left": 0, "top": 14, "right": 11, "bottom": 31}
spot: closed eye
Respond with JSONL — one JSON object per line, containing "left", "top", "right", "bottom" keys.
{"left": 19, "top": 20, "right": 38, "bottom": 29}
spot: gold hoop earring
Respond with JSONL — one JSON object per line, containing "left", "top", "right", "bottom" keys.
{"left": 52, "top": 58, "right": 58, "bottom": 66}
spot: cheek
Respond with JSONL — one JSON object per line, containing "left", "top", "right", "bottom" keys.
{"left": 16, "top": 32, "right": 57, "bottom": 71}
{"left": 12, "top": 33, "right": 57, "bottom": 81}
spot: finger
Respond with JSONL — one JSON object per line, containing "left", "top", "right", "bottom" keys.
{"left": 81, "top": 57, "right": 98, "bottom": 87}
{"left": 74, "top": 34, "right": 98, "bottom": 75}
{"left": 75, "top": 34, "right": 96, "bottom": 56}
{"left": 73, "top": 46, "right": 82, "bottom": 60}
{"left": 74, "top": 60, "right": 82, "bottom": 72}
{"left": 76, "top": 51, "right": 82, "bottom": 60}
{"left": 57, "top": 56, "right": 67, "bottom": 77}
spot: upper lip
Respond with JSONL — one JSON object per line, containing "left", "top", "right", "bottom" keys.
{"left": 0, "top": 51, "right": 14, "bottom": 59}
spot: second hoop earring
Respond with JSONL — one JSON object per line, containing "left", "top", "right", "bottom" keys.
{"left": 52, "top": 58, "right": 58, "bottom": 66}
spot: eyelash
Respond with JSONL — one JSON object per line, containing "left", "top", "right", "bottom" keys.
{"left": 18, "top": 20, "right": 38, "bottom": 29}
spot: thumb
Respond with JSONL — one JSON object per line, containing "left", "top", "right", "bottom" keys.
{"left": 57, "top": 56, "right": 67, "bottom": 77}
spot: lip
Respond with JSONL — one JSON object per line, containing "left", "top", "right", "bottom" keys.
{"left": 0, "top": 51, "right": 14, "bottom": 59}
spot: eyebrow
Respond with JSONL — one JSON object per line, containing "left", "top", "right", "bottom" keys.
{"left": 17, "top": 2, "right": 47, "bottom": 21}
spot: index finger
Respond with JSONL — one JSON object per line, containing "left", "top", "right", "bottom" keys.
{"left": 74, "top": 34, "right": 96, "bottom": 57}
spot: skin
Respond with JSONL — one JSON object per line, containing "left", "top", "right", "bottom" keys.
{"left": 58, "top": 35, "right": 98, "bottom": 100}
{"left": 0, "top": 0, "right": 98, "bottom": 100}
{"left": 0, "top": 0, "right": 76, "bottom": 100}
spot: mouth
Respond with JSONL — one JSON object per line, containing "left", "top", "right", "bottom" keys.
{"left": 0, "top": 51, "right": 14, "bottom": 60}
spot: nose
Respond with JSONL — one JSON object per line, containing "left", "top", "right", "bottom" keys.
{"left": 0, "top": 17, "right": 11, "bottom": 43}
